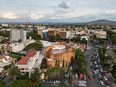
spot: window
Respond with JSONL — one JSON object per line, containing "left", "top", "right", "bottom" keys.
{"left": 21, "top": 68, "right": 24, "bottom": 70}
{"left": 26, "top": 72, "right": 29, "bottom": 75}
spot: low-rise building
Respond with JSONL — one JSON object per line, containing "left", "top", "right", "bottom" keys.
{"left": 11, "top": 39, "right": 35, "bottom": 53}
{"left": 15, "top": 50, "right": 40, "bottom": 76}
{"left": 80, "top": 36, "right": 89, "bottom": 40}
{"left": 45, "top": 42, "right": 75, "bottom": 68}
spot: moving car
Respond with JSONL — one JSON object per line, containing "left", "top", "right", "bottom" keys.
{"left": 88, "top": 75, "right": 92, "bottom": 80}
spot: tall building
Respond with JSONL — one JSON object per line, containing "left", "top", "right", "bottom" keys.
{"left": 10, "top": 29, "right": 27, "bottom": 41}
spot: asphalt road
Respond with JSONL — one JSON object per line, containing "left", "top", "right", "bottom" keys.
{"left": 85, "top": 46, "right": 101, "bottom": 87}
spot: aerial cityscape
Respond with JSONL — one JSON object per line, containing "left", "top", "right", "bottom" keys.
{"left": 0, "top": 0, "right": 116, "bottom": 87}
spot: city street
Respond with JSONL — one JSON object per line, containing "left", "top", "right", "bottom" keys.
{"left": 85, "top": 46, "right": 101, "bottom": 87}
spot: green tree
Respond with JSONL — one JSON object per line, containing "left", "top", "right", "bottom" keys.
{"left": 56, "top": 34, "right": 60, "bottom": 41}
{"left": 0, "top": 81, "right": 7, "bottom": 87}
{"left": 113, "top": 49, "right": 116, "bottom": 55}
{"left": 66, "top": 68, "right": 72, "bottom": 81}
{"left": 27, "top": 32, "right": 41, "bottom": 40}
{"left": 9, "top": 66, "right": 21, "bottom": 81}
{"left": 61, "top": 84, "right": 66, "bottom": 87}
{"left": 9, "top": 54, "right": 21, "bottom": 60}
{"left": 49, "top": 35, "right": 56, "bottom": 42}
{"left": 111, "top": 63, "right": 116, "bottom": 79}
{"left": 80, "top": 38, "right": 87, "bottom": 44}
{"left": 25, "top": 42, "right": 43, "bottom": 52}
{"left": 30, "top": 67, "right": 41, "bottom": 81}
{"left": 10, "top": 80, "right": 42, "bottom": 87}
{"left": 63, "top": 58, "right": 64, "bottom": 68}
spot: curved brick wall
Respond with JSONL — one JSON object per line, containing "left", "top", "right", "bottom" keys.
{"left": 45, "top": 42, "right": 75, "bottom": 68}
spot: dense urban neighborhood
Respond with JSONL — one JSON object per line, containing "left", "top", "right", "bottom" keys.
{"left": 0, "top": 23, "right": 116, "bottom": 87}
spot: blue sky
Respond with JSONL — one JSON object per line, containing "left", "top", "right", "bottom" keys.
{"left": 0, "top": 0, "right": 116, "bottom": 22}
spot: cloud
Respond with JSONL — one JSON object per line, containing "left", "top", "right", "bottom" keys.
{"left": 30, "top": 13, "right": 43, "bottom": 20}
{"left": 1, "top": 13, "right": 19, "bottom": 19}
{"left": 58, "top": 1, "right": 69, "bottom": 9}
{"left": 50, "top": 16, "right": 61, "bottom": 20}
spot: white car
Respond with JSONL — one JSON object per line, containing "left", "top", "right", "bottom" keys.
{"left": 94, "top": 71, "right": 97, "bottom": 74}
{"left": 98, "top": 74, "right": 102, "bottom": 78}
{"left": 103, "top": 76, "right": 108, "bottom": 80}
{"left": 106, "top": 85, "right": 110, "bottom": 87}
{"left": 99, "top": 81, "right": 105, "bottom": 85}
{"left": 96, "top": 69, "right": 99, "bottom": 74}
{"left": 100, "top": 68, "right": 103, "bottom": 72}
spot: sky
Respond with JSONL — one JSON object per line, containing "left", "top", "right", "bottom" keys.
{"left": 0, "top": 0, "right": 116, "bottom": 22}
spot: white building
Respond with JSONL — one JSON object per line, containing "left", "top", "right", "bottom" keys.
{"left": 2, "top": 24, "right": 9, "bottom": 27}
{"left": 80, "top": 36, "right": 89, "bottom": 40}
{"left": 11, "top": 39, "right": 35, "bottom": 53}
{"left": 10, "top": 29, "right": 27, "bottom": 41}
{"left": 15, "top": 50, "right": 40, "bottom": 76}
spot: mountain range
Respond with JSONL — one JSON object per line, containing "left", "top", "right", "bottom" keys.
{"left": 1, "top": 19, "right": 116, "bottom": 25}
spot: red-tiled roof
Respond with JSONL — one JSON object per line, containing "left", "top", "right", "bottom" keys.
{"left": 16, "top": 50, "right": 38, "bottom": 65}
{"left": 16, "top": 57, "right": 30, "bottom": 65}
{"left": 25, "top": 50, "right": 38, "bottom": 57}
{"left": 0, "top": 56, "right": 7, "bottom": 61}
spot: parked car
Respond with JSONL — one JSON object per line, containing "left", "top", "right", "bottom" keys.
{"left": 99, "top": 81, "right": 105, "bottom": 85}
{"left": 96, "top": 69, "right": 99, "bottom": 74}
{"left": 100, "top": 68, "right": 103, "bottom": 72}
{"left": 88, "top": 75, "right": 92, "bottom": 80}
{"left": 92, "top": 75, "right": 96, "bottom": 79}
{"left": 106, "top": 81, "right": 110, "bottom": 85}
{"left": 99, "top": 77, "right": 103, "bottom": 80}
{"left": 94, "top": 71, "right": 97, "bottom": 74}
{"left": 98, "top": 74, "right": 102, "bottom": 78}
{"left": 84, "top": 75, "right": 87, "bottom": 80}
{"left": 102, "top": 73, "right": 105, "bottom": 76}
{"left": 103, "top": 76, "right": 108, "bottom": 80}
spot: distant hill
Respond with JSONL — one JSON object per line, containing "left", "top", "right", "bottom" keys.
{"left": 78, "top": 19, "right": 116, "bottom": 25}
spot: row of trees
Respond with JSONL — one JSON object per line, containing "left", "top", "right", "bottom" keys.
{"left": 99, "top": 47, "right": 115, "bottom": 69}
{"left": 74, "top": 49, "right": 86, "bottom": 74}
{"left": 45, "top": 66, "right": 73, "bottom": 82}
{"left": 106, "top": 30, "right": 116, "bottom": 45}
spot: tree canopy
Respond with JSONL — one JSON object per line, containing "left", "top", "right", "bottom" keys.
{"left": 9, "top": 66, "right": 21, "bottom": 81}
{"left": 49, "top": 35, "right": 56, "bottom": 42}
{"left": 27, "top": 32, "right": 41, "bottom": 40}
{"left": 30, "top": 67, "right": 41, "bottom": 81}
{"left": 10, "top": 80, "right": 42, "bottom": 87}
{"left": 25, "top": 42, "right": 43, "bottom": 52}
{"left": 0, "top": 81, "right": 7, "bottom": 87}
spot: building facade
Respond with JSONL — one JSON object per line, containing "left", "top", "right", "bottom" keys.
{"left": 15, "top": 50, "right": 40, "bottom": 76}
{"left": 10, "top": 29, "right": 27, "bottom": 41}
{"left": 45, "top": 42, "right": 75, "bottom": 68}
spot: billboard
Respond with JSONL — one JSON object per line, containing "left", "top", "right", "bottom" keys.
{"left": 79, "top": 81, "right": 86, "bottom": 86}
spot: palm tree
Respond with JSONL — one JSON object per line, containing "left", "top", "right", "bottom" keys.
{"left": 66, "top": 68, "right": 72, "bottom": 81}
{"left": 45, "top": 68, "right": 52, "bottom": 81}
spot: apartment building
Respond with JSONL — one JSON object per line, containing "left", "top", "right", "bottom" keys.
{"left": 15, "top": 50, "right": 40, "bottom": 76}
{"left": 10, "top": 29, "right": 27, "bottom": 41}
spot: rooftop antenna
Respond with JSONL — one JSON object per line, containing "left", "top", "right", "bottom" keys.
{"left": 29, "top": 10, "right": 31, "bottom": 26}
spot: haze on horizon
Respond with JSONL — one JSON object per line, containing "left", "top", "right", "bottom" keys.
{"left": 0, "top": 0, "right": 116, "bottom": 23}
